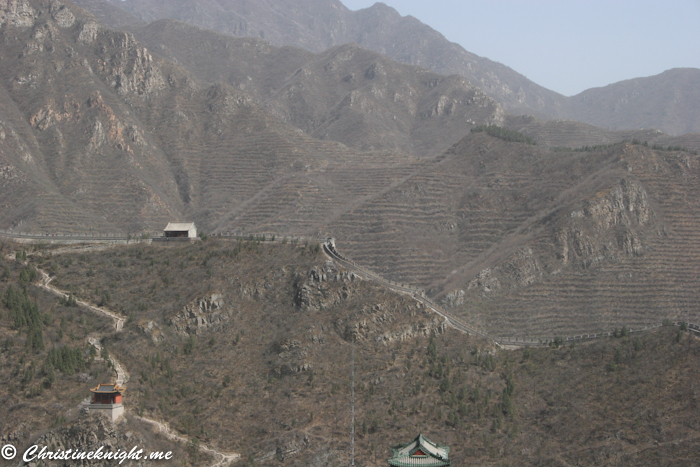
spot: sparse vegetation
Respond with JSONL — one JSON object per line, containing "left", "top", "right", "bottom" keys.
{"left": 553, "top": 139, "right": 698, "bottom": 155}
{"left": 0, "top": 233, "right": 698, "bottom": 466}
{"left": 552, "top": 141, "right": 625, "bottom": 152}
{"left": 44, "top": 345, "right": 87, "bottom": 375}
{"left": 471, "top": 125, "right": 536, "bottom": 145}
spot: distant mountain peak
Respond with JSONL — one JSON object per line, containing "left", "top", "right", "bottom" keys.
{"left": 72, "top": 0, "right": 700, "bottom": 135}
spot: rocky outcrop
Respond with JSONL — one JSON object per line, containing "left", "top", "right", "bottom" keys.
{"left": 444, "top": 177, "right": 655, "bottom": 304}
{"left": 586, "top": 178, "right": 652, "bottom": 229}
{"left": 558, "top": 177, "right": 653, "bottom": 266}
{"left": 294, "top": 262, "right": 358, "bottom": 311}
{"left": 50, "top": 1, "right": 74, "bottom": 28}
{"left": 467, "top": 268, "right": 501, "bottom": 295}
{"left": 139, "top": 319, "right": 164, "bottom": 343}
{"left": 372, "top": 317, "right": 447, "bottom": 344}
{"left": 169, "top": 293, "right": 233, "bottom": 335}
{"left": 29, "top": 97, "right": 80, "bottom": 131}
{"left": 335, "top": 301, "right": 447, "bottom": 345}
{"left": 256, "top": 432, "right": 311, "bottom": 463}
{"left": 96, "top": 31, "right": 167, "bottom": 97}
{"left": 442, "top": 288, "right": 465, "bottom": 306}
{"left": 77, "top": 20, "right": 101, "bottom": 43}
{"left": 501, "top": 247, "right": 542, "bottom": 287}
{"left": 0, "top": 165, "right": 25, "bottom": 186}
{"left": 0, "top": 0, "right": 37, "bottom": 28}
{"left": 272, "top": 338, "right": 312, "bottom": 375}
{"left": 24, "top": 413, "right": 152, "bottom": 467}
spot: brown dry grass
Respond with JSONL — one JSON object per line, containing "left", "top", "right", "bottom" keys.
{"left": 6, "top": 239, "right": 697, "bottom": 466}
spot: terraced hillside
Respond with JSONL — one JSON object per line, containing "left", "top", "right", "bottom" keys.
{"left": 3, "top": 1, "right": 700, "bottom": 343}
{"left": 308, "top": 132, "right": 700, "bottom": 340}
{"left": 324, "top": 132, "right": 622, "bottom": 286}
{"left": 439, "top": 141, "right": 700, "bottom": 339}
{"left": 0, "top": 0, "right": 503, "bottom": 234}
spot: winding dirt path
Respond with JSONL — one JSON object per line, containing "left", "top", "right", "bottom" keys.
{"left": 86, "top": 336, "right": 129, "bottom": 385}
{"left": 36, "top": 269, "right": 125, "bottom": 331}
{"left": 7, "top": 252, "right": 240, "bottom": 466}
{"left": 133, "top": 416, "right": 240, "bottom": 467}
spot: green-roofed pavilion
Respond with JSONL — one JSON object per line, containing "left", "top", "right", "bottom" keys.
{"left": 388, "top": 433, "right": 450, "bottom": 466}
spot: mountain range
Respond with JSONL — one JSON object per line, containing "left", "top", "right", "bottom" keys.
{"left": 4, "top": 2, "right": 700, "bottom": 465}
{"left": 1, "top": 0, "right": 700, "bottom": 338}
{"left": 74, "top": 0, "right": 700, "bottom": 136}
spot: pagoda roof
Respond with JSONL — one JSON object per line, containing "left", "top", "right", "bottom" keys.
{"left": 90, "top": 383, "right": 126, "bottom": 393}
{"left": 388, "top": 434, "right": 450, "bottom": 467}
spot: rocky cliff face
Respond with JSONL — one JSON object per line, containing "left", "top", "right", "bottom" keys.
{"left": 430, "top": 141, "right": 700, "bottom": 339}
{"left": 558, "top": 177, "right": 653, "bottom": 267}
{"left": 442, "top": 174, "right": 660, "bottom": 298}
{"left": 294, "top": 261, "right": 358, "bottom": 312}
{"left": 457, "top": 177, "right": 655, "bottom": 303}
{"left": 0, "top": 0, "right": 187, "bottom": 232}
{"left": 169, "top": 292, "right": 234, "bottom": 335}
{"left": 0, "top": 0, "right": 38, "bottom": 29}
{"left": 75, "top": 0, "right": 700, "bottom": 136}
{"left": 93, "top": 30, "right": 166, "bottom": 97}
{"left": 129, "top": 22, "right": 506, "bottom": 158}
{"left": 294, "top": 261, "right": 447, "bottom": 345}
{"left": 0, "top": 0, "right": 506, "bottom": 234}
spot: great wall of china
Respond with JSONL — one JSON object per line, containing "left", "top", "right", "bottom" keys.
{"left": 3, "top": 229, "right": 697, "bottom": 348}
{"left": 6, "top": 249, "right": 240, "bottom": 467}
{"left": 5, "top": 228, "right": 698, "bottom": 466}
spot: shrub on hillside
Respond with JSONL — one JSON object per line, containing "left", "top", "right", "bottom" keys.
{"left": 471, "top": 125, "right": 536, "bottom": 145}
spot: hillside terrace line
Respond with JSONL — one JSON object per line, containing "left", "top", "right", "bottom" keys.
{"left": 2, "top": 229, "right": 698, "bottom": 347}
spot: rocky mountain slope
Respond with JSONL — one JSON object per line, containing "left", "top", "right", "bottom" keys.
{"left": 320, "top": 133, "right": 700, "bottom": 338}
{"left": 0, "top": 0, "right": 506, "bottom": 235}
{"left": 74, "top": 0, "right": 700, "bottom": 136}
{"left": 565, "top": 68, "right": 700, "bottom": 135}
{"left": 4, "top": 240, "right": 700, "bottom": 466}
{"left": 2, "top": 2, "right": 700, "bottom": 466}
{"left": 3, "top": 0, "right": 700, "bottom": 342}
{"left": 0, "top": 0, "right": 186, "bottom": 232}
{"left": 74, "top": 0, "right": 567, "bottom": 119}
{"left": 131, "top": 18, "right": 505, "bottom": 157}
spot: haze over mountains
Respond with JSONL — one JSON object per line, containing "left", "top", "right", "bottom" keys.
{"left": 1, "top": 0, "right": 700, "bottom": 339}
{"left": 4, "top": 3, "right": 700, "bottom": 465}
{"left": 75, "top": 0, "right": 700, "bottom": 136}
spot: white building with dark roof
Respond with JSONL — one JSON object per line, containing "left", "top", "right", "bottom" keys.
{"left": 164, "top": 222, "right": 197, "bottom": 238}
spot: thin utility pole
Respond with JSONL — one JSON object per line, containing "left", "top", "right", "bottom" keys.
{"left": 350, "top": 338, "right": 355, "bottom": 466}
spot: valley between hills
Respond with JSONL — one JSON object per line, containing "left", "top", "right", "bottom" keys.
{"left": 1, "top": 0, "right": 700, "bottom": 465}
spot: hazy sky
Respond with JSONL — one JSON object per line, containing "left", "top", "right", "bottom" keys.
{"left": 342, "top": 0, "right": 700, "bottom": 97}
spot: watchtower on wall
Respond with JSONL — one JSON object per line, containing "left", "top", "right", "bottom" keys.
{"left": 88, "top": 383, "right": 126, "bottom": 422}
{"left": 164, "top": 222, "right": 197, "bottom": 239}
{"left": 388, "top": 433, "right": 451, "bottom": 466}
